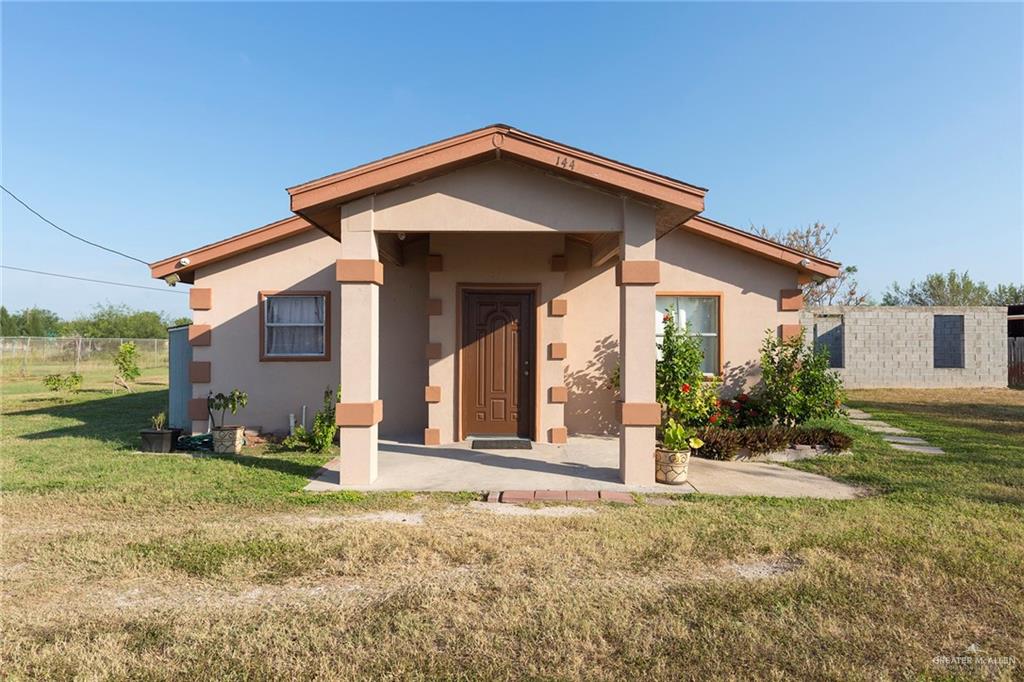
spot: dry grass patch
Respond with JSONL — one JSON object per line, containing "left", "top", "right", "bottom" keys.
{"left": 2, "top": 379, "right": 1023, "bottom": 678}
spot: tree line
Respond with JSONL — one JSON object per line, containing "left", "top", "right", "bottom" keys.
{"left": 755, "top": 222, "right": 1022, "bottom": 307}
{"left": 0, "top": 304, "right": 190, "bottom": 339}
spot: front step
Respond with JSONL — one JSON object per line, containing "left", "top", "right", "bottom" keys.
{"left": 470, "top": 436, "right": 532, "bottom": 450}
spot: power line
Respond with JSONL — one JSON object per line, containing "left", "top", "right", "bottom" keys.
{"left": 1, "top": 265, "right": 187, "bottom": 294}
{"left": 0, "top": 184, "right": 149, "bottom": 265}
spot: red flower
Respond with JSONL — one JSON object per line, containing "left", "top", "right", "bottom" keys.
{"left": 737, "top": 393, "right": 749, "bottom": 403}
{"left": 663, "top": 313, "right": 671, "bottom": 323}
{"left": 681, "top": 383, "right": 691, "bottom": 393}
{"left": 709, "top": 414, "right": 719, "bottom": 424}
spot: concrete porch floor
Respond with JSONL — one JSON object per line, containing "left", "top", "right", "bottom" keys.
{"left": 305, "top": 436, "right": 862, "bottom": 499}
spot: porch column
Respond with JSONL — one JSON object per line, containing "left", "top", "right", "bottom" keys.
{"left": 617, "top": 200, "right": 660, "bottom": 485}
{"left": 336, "top": 197, "right": 382, "bottom": 484}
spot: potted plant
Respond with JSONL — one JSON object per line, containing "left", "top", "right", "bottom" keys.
{"left": 208, "top": 389, "right": 249, "bottom": 454}
{"left": 655, "top": 417, "right": 704, "bottom": 485}
{"left": 140, "top": 411, "right": 174, "bottom": 453}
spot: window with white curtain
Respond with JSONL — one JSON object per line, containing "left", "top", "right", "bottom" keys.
{"left": 656, "top": 295, "right": 720, "bottom": 374}
{"left": 262, "top": 293, "right": 327, "bottom": 358}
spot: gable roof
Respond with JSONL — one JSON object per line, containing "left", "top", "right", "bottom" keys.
{"left": 149, "top": 212, "right": 840, "bottom": 284}
{"left": 149, "top": 215, "right": 310, "bottom": 284}
{"left": 287, "top": 124, "right": 708, "bottom": 238}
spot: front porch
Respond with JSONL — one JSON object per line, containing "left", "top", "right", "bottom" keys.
{"left": 305, "top": 436, "right": 861, "bottom": 499}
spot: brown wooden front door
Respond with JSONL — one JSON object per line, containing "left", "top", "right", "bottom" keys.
{"left": 461, "top": 290, "right": 535, "bottom": 437}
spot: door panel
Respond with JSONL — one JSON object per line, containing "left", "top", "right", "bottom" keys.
{"left": 462, "top": 291, "right": 534, "bottom": 437}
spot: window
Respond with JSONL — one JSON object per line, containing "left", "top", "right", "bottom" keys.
{"left": 933, "top": 314, "right": 965, "bottom": 369}
{"left": 656, "top": 294, "right": 720, "bottom": 374}
{"left": 813, "top": 314, "right": 845, "bottom": 369}
{"left": 259, "top": 292, "right": 330, "bottom": 361}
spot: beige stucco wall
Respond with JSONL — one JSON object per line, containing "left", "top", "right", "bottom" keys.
{"left": 426, "top": 232, "right": 566, "bottom": 443}
{"left": 373, "top": 160, "right": 624, "bottom": 233}
{"left": 562, "top": 228, "right": 801, "bottom": 435}
{"left": 188, "top": 161, "right": 800, "bottom": 442}
{"left": 189, "top": 228, "right": 427, "bottom": 438}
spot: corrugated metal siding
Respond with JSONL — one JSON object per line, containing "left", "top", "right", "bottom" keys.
{"left": 168, "top": 326, "right": 193, "bottom": 430}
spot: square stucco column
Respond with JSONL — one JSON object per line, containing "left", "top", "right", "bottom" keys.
{"left": 337, "top": 198, "right": 382, "bottom": 484}
{"left": 617, "top": 200, "right": 659, "bottom": 485}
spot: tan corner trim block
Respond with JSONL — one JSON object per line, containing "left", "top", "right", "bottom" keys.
{"left": 188, "top": 324, "right": 211, "bottom": 346}
{"left": 551, "top": 254, "right": 567, "bottom": 272}
{"left": 335, "top": 400, "right": 383, "bottom": 427}
{"left": 425, "top": 342, "right": 443, "bottom": 360}
{"left": 425, "top": 385, "right": 441, "bottom": 403}
{"left": 548, "top": 342, "right": 567, "bottom": 360}
{"left": 336, "top": 259, "right": 384, "bottom": 285}
{"left": 549, "top": 298, "right": 568, "bottom": 317}
{"left": 549, "top": 386, "right": 568, "bottom": 403}
{"left": 187, "top": 398, "right": 209, "bottom": 421}
{"left": 189, "top": 288, "right": 212, "bottom": 311}
{"left": 616, "top": 260, "right": 661, "bottom": 286}
{"left": 780, "top": 289, "right": 804, "bottom": 311}
{"left": 618, "top": 402, "right": 662, "bottom": 426}
{"left": 427, "top": 254, "right": 444, "bottom": 272}
{"left": 424, "top": 428, "right": 441, "bottom": 445}
{"left": 427, "top": 299, "right": 443, "bottom": 316}
{"left": 780, "top": 324, "right": 803, "bottom": 341}
{"left": 549, "top": 427, "right": 568, "bottom": 444}
{"left": 189, "top": 361, "right": 211, "bottom": 384}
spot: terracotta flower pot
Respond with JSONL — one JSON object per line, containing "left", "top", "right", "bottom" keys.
{"left": 212, "top": 425, "right": 244, "bottom": 454}
{"left": 655, "top": 447, "right": 692, "bottom": 485}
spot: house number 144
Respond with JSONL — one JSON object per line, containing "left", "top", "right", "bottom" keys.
{"left": 555, "top": 155, "right": 576, "bottom": 170}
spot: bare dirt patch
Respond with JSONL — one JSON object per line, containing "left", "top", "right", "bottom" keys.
{"left": 724, "top": 556, "right": 803, "bottom": 580}
{"left": 466, "top": 501, "right": 597, "bottom": 517}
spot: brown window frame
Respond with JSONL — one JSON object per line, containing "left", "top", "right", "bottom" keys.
{"left": 258, "top": 290, "right": 332, "bottom": 362}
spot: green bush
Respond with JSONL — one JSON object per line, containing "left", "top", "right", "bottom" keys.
{"left": 43, "top": 372, "right": 83, "bottom": 400}
{"left": 282, "top": 388, "right": 339, "bottom": 454}
{"left": 755, "top": 329, "right": 844, "bottom": 426}
{"left": 656, "top": 311, "right": 719, "bottom": 429}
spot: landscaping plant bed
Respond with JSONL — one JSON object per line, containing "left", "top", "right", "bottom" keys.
{"left": 695, "top": 425, "right": 854, "bottom": 461}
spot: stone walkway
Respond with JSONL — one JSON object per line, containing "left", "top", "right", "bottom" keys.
{"left": 846, "top": 408, "right": 945, "bottom": 455}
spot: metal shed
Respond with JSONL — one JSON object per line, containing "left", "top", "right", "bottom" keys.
{"left": 167, "top": 324, "right": 193, "bottom": 430}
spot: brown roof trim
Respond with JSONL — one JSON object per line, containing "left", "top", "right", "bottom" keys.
{"left": 677, "top": 216, "right": 841, "bottom": 278}
{"left": 287, "top": 124, "right": 708, "bottom": 237}
{"left": 149, "top": 216, "right": 313, "bottom": 284}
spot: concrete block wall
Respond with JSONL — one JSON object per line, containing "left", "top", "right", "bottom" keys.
{"left": 800, "top": 306, "right": 1007, "bottom": 389}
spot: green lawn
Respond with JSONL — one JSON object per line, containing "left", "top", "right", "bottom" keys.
{"left": 2, "top": 377, "right": 1022, "bottom": 679}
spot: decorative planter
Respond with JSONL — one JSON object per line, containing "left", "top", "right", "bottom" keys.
{"left": 655, "top": 447, "right": 692, "bottom": 485}
{"left": 140, "top": 429, "right": 174, "bottom": 453}
{"left": 212, "top": 426, "right": 244, "bottom": 455}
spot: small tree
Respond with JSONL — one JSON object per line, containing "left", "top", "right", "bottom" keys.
{"left": 208, "top": 389, "right": 249, "bottom": 427}
{"left": 755, "top": 329, "right": 844, "bottom": 426}
{"left": 43, "top": 372, "right": 83, "bottom": 401}
{"left": 113, "top": 342, "right": 141, "bottom": 392}
{"left": 656, "top": 311, "right": 719, "bottom": 428}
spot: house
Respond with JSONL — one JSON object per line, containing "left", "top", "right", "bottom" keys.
{"left": 150, "top": 125, "right": 839, "bottom": 485}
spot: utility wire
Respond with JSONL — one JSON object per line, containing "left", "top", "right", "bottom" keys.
{"left": 0, "top": 184, "right": 150, "bottom": 265}
{"left": 2, "top": 265, "right": 187, "bottom": 294}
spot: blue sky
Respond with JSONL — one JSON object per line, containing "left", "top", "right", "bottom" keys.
{"left": 2, "top": 2, "right": 1021, "bottom": 319}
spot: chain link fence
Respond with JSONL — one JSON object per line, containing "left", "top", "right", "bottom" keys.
{"left": 0, "top": 337, "right": 169, "bottom": 380}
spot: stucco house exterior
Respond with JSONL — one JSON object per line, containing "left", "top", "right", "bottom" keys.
{"left": 150, "top": 125, "right": 839, "bottom": 485}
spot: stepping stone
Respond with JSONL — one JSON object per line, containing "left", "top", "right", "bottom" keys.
{"left": 882, "top": 435, "right": 928, "bottom": 445}
{"left": 598, "top": 490, "right": 635, "bottom": 505}
{"left": 889, "top": 443, "right": 944, "bottom": 455}
{"left": 859, "top": 422, "right": 908, "bottom": 435}
{"left": 845, "top": 408, "right": 873, "bottom": 420}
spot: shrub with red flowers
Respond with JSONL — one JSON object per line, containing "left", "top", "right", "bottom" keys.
{"left": 656, "top": 311, "right": 720, "bottom": 429}
{"left": 716, "top": 392, "right": 772, "bottom": 428}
